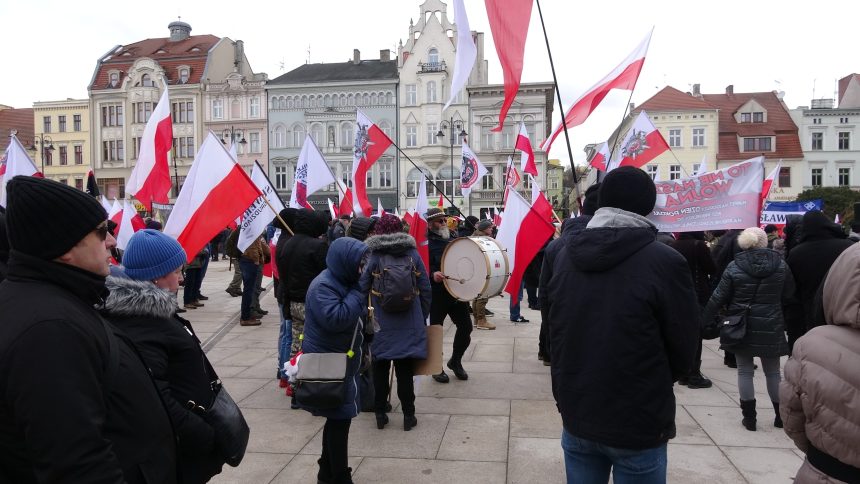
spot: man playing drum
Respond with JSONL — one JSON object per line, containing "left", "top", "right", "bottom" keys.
{"left": 471, "top": 219, "right": 497, "bottom": 331}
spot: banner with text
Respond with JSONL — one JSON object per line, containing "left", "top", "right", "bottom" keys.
{"left": 760, "top": 199, "right": 823, "bottom": 229}
{"left": 238, "top": 162, "right": 285, "bottom": 252}
{"left": 649, "top": 157, "right": 764, "bottom": 232}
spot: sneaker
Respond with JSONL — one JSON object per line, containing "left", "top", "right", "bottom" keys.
{"left": 432, "top": 370, "right": 450, "bottom": 383}
{"left": 685, "top": 373, "right": 713, "bottom": 389}
{"left": 510, "top": 316, "right": 530, "bottom": 323}
{"left": 197, "top": 295, "right": 209, "bottom": 301}
{"left": 240, "top": 319, "right": 261, "bottom": 326}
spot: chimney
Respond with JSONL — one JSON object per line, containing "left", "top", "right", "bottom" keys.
{"left": 353, "top": 49, "right": 361, "bottom": 64}
{"left": 168, "top": 20, "right": 192, "bottom": 42}
{"left": 692, "top": 84, "right": 701, "bottom": 96}
{"left": 380, "top": 49, "right": 390, "bottom": 62}
{"left": 234, "top": 40, "right": 244, "bottom": 70}
{"left": 725, "top": 84, "right": 734, "bottom": 95}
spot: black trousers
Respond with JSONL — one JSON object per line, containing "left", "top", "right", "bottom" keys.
{"left": 430, "top": 289, "right": 472, "bottom": 360}
{"left": 373, "top": 359, "right": 416, "bottom": 415}
{"left": 319, "top": 418, "right": 352, "bottom": 483}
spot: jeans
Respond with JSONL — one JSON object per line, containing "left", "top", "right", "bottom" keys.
{"left": 239, "top": 258, "right": 259, "bottom": 320}
{"left": 737, "top": 355, "right": 781, "bottom": 402}
{"left": 252, "top": 261, "right": 264, "bottom": 312}
{"left": 561, "top": 429, "right": 667, "bottom": 484}
{"left": 509, "top": 282, "right": 524, "bottom": 320}
{"left": 277, "top": 303, "right": 293, "bottom": 379}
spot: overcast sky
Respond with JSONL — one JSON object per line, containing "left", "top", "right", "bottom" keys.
{"left": 2, "top": 0, "right": 857, "bottom": 164}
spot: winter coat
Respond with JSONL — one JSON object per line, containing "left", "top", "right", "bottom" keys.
{"left": 781, "top": 243, "right": 860, "bottom": 484}
{"left": 186, "top": 249, "right": 208, "bottom": 270}
{"left": 328, "top": 219, "right": 349, "bottom": 242}
{"left": 283, "top": 209, "right": 329, "bottom": 303}
{"left": 299, "top": 237, "right": 369, "bottom": 420}
{"left": 103, "top": 276, "right": 225, "bottom": 484}
{"left": 703, "top": 248, "right": 794, "bottom": 358}
{"left": 546, "top": 207, "right": 700, "bottom": 450}
{"left": 669, "top": 237, "right": 717, "bottom": 306}
{"left": 242, "top": 236, "right": 269, "bottom": 265}
{"left": 273, "top": 208, "right": 298, "bottom": 306}
{"left": 539, "top": 215, "right": 590, "bottom": 324}
{"left": 360, "top": 233, "right": 431, "bottom": 361}
{"left": 0, "top": 252, "right": 177, "bottom": 484}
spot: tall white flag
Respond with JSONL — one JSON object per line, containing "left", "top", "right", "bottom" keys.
{"left": 0, "top": 135, "right": 41, "bottom": 207}
{"left": 290, "top": 134, "right": 336, "bottom": 209}
{"left": 442, "top": 0, "right": 477, "bottom": 111}
{"left": 238, "top": 161, "right": 285, "bottom": 253}
{"left": 460, "top": 142, "right": 488, "bottom": 197}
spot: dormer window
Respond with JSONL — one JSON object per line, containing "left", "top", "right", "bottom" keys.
{"left": 740, "top": 113, "right": 751, "bottom": 123}
{"left": 428, "top": 48, "right": 439, "bottom": 64}
{"left": 753, "top": 112, "right": 763, "bottom": 122}
{"left": 109, "top": 72, "right": 119, "bottom": 88}
{"left": 156, "top": 49, "right": 167, "bottom": 54}
{"left": 179, "top": 68, "right": 189, "bottom": 84}
{"left": 141, "top": 74, "right": 153, "bottom": 87}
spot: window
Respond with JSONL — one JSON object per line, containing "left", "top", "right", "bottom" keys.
{"left": 58, "top": 116, "right": 66, "bottom": 133}
{"left": 840, "top": 117, "right": 849, "bottom": 124}
{"left": 668, "top": 129, "right": 681, "bottom": 147}
{"left": 437, "top": 166, "right": 461, "bottom": 196}
{"left": 292, "top": 125, "right": 305, "bottom": 147}
{"left": 141, "top": 74, "right": 153, "bottom": 87}
{"left": 171, "top": 101, "right": 193, "bottom": 124}
{"left": 406, "top": 84, "right": 417, "bottom": 106}
{"left": 813, "top": 118, "right": 822, "bottom": 124}
{"left": 743, "top": 137, "right": 771, "bottom": 151}
{"left": 646, "top": 165, "right": 658, "bottom": 180}
{"left": 839, "top": 132, "right": 850, "bottom": 150}
{"left": 811, "top": 132, "right": 823, "bottom": 150}
{"left": 778, "top": 167, "right": 791, "bottom": 187}
{"left": 250, "top": 97, "right": 260, "bottom": 117}
{"left": 73, "top": 114, "right": 81, "bottom": 131}
{"left": 379, "top": 121, "right": 393, "bottom": 140}
{"left": 102, "top": 140, "right": 123, "bottom": 161}
{"left": 59, "top": 179, "right": 68, "bottom": 186}
{"left": 274, "top": 165, "right": 288, "bottom": 190}
{"left": 753, "top": 112, "right": 764, "bottom": 123}
{"left": 212, "top": 99, "right": 223, "bottom": 119}
{"left": 501, "top": 123, "right": 515, "bottom": 149}
{"left": 59, "top": 146, "right": 68, "bottom": 165}
{"left": 692, "top": 128, "right": 705, "bottom": 147}
{"left": 340, "top": 162, "right": 353, "bottom": 188}
{"left": 740, "top": 113, "right": 751, "bottom": 123}
{"left": 407, "top": 168, "right": 434, "bottom": 197}
{"left": 378, "top": 161, "right": 392, "bottom": 188}
{"left": 172, "top": 137, "right": 194, "bottom": 158}
{"left": 74, "top": 145, "right": 83, "bottom": 164}
{"left": 75, "top": 178, "right": 84, "bottom": 191}
{"left": 101, "top": 104, "right": 123, "bottom": 127}
{"left": 340, "top": 123, "right": 353, "bottom": 148}
{"left": 482, "top": 125, "right": 493, "bottom": 151}
{"left": 428, "top": 48, "right": 439, "bottom": 64}
{"left": 550, "top": 176, "right": 559, "bottom": 190}
{"left": 134, "top": 102, "right": 153, "bottom": 123}
{"left": 171, "top": 176, "right": 185, "bottom": 198}
{"left": 109, "top": 72, "right": 119, "bottom": 87}
{"left": 246, "top": 132, "right": 259, "bottom": 153}
{"left": 427, "top": 123, "right": 438, "bottom": 145}
{"left": 406, "top": 126, "right": 417, "bottom": 147}
{"left": 669, "top": 165, "right": 681, "bottom": 180}
{"left": 426, "top": 81, "right": 437, "bottom": 103}
{"left": 692, "top": 163, "right": 701, "bottom": 174}
{"left": 811, "top": 168, "right": 823, "bottom": 187}
{"left": 179, "top": 68, "right": 189, "bottom": 84}
{"left": 273, "top": 125, "right": 286, "bottom": 148}
{"left": 43, "top": 116, "right": 51, "bottom": 133}
{"left": 131, "top": 137, "right": 141, "bottom": 158}
{"left": 526, "top": 122, "right": 536, "bottom": 145}
{"left": 482, "top": 166, "right": 495, "bottom": 190}
{"left": 365, "top": 165, "right": 374, "bottom": 189}
{"left": 311, "top": 124, "right": 324, "bottom": 146}
{"left": 839, "top": 167, "right": 851, "bottom": 187}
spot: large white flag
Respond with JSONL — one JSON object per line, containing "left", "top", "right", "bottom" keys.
{"left": 115, "top": 199, "right": 144, "bottom": 250}
{"left": 290, "top": 134, "right": 335, "bottom": 209}
{"left": 239, "top": 161, "right": 286, "bottom": 253}
{"left": 443, "top": 0, "right": 477, "bottom": 111}
{"left": 0, "top": 135, "right": 41, "bottom": 207}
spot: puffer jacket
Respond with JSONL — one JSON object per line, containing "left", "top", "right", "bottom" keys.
{"left": 283, "top": 209, "right": 329, "bottom": 303}
{"left": 359, "top": 233, "right": 431, "bottom": 361}
{"left": 781, "top": 243, "right": 860, "bottom": 484}
{"left": 703, "top": 248, "right": 794, "bottom": 358}
{"left": 299, "top": 237, "right": 368, "bottom": 420}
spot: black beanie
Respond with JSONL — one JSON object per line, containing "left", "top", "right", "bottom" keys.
{"left": 347, "top": 217, "right": 376, "bottom": 242}
{"left": 598, "top": 167, "right": 656, "bottom": 216}
{"left": 582, "top": 183, "right": 601, "bottom": 216}
{"left": 6, "top": 176, "right": 108, "bottom": 260}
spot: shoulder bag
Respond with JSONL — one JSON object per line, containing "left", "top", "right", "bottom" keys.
{"left": 719, "top": 278, "right": 762, "bottom": 346}
{"left": 294, "top": 319, "right": 361, "bottom": 409}
{"left": 197, "top": 357, "right": 250, "bottom": 467}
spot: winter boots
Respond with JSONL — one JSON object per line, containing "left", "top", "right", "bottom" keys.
{"left": 375, "top": 412, "right": 388, "bottom": 430}
{"left": 403, "top": 413, "right": 418, "bottom": 431}
{"left": 740, "top": 399, "right": 757, "bottom": 431}
{"left": 475, "top": 318, "right": 496, "bottom": 330}
{"left": 773, "top": 401, "right": 783, "bottom": 428}
{"left": 447, "top": 357, "right": 469, "bottom": 381}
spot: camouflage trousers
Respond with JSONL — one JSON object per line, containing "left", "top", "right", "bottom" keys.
{"left": 289, "top": 301, "right": 306, "bottom": 359}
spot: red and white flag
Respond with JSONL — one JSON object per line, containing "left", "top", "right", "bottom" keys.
{"left": 239, "top": 161, "right": 285, "bottom": 253}
{"left": 460, "top": 142, "right": 488, "bottom": 197}
{"left": 290, "top": 134, "right": 336, "bottom": 209}
{"left": 407, "top": 174, "right": 430, "bottom": 273}
{"left": 327, "top": 198, "right": 339, "bottom": 220}
{"left": 589, "top": 142, "right": 611, "bottom": 171}
{"left": 108, "top": 199, "right": 123, "bottom": 226}
{"left": 761, "top": 159, "right": 780, "bottom": 208}
{"left": 336, "top": 179, "right": 354, "bottom": 217}
{"left": 443, "top": 0, "right": 477, "bottom": 111}
{"left": 127, "top": 88, "right": 172, "bottom": 210}
{"left": 352, "top": 109, "right": 393, "bottom": 216}
{"left": 503, "top": 156, "right": 521, "bottom": 206}
{"left": 115, "top": 199, "right": 145, "bottom": 250}
{"left": 695, "top": 154, "right": 709, "bottom": 176}
{"left": 516, "top": 122, "right": 537, "bottom": 177}
{"left": 377, "top": 198, "right": 386, "bottom": 217}
{"left": 100, "top": 195, "right": 113, "bottom": 213}
{"left": 542, "top": 30, "right": 653, "bottom": 153}
{"left": 530, "top": 175, "right": 541, "bottom": 203}
{"left": 165, "top": 132, "right": 262, "bottom": 262}
{"left": 437, "top": 193, "right": 445, "bottom": 209}
{"left": 0, "top": 135, "right": 42, "bottom": 207}
{"left": 495, "top": 189, "right": 555, "bottom": 297}
{"left": 493, "top": 209, "right": 503, "bottom": 227}
{"left": 485, "top": 0, "right": 533, "bottom": 131}
{"left": 607, "top": 111, "right": 670, "bottom": 171}
{"left": 403, "top": 209, "right": 415, "bottom": 228}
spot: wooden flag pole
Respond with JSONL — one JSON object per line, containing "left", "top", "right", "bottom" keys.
{"left": 260, "top": 193, "right": 294, "bottom": 237}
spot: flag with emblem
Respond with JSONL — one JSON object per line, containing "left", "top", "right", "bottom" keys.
{"left": 352, "top": 109, "right": 393, "bottom": 216}
{"left": 460, "top": 142, "right": 488, "bottom": 197}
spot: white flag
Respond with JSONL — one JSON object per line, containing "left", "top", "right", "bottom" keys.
{"left": 530, "top": 174, "right": 540, "bottom": 204}
{"left": 238, "top": 161, "right": 285, "bottom": 253}
{"left": 460, "top": 142, "right": 488, "bottom": 197}
{"left": 0, "top": 135, "right": 41, "bottom": 207}
{"left": 695, "top": 154, "right": 708, "bottom": 176}
{"left": 443, "top": 0, "right": 477, "bottom": 111}
{"left": 290, "top": 134, "right": 336, "bottom": 209}
{"left": 327, "top": 198, "right": 338, "bottom": 220}
{"left": 377, "top": 198, "right": 386, "bottom": 217}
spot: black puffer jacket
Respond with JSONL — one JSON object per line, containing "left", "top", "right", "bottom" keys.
{"left": 282, "top": 209, "right": 328, "bottom": 303}
{"left": 703, "top": 248, "right": 794, "bottom": 358}
{"left": 669, "top": 235, "right": 716, "bottom": 306}
{"left": 273, "top": 208, "right": 298, "bottom": 306}
{"left": 539, "top": 215, "right": 590, "bottom": 322}
{"left": 103, "top": 276, "right": 225, "bottom": 484}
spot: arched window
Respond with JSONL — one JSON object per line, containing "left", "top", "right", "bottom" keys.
{"left": 286, "top": 97, "right": 294, "bottom": 109}
{"left": 371, "top": 93, "right": 378, "bottom": 105}
{"left": 501, "top": 117, "right": 515, "bottom": 148}
{"left": 348, "top": 93, "right": 355, "bottom": 106}
{"left": 273, "top": 124, "right": 286, "bottom": 148}
{"left": 271, "top": 97, "right": 278, "bottom": 108}
{"left": 427, "top": 81, "right": 437, "bottom": 103}
{"left": 311, "top": 123, "right": 324, "bottom": 146}
{"left": 141, "top": 74, "right": 153, "bottom": 87}
{"left": 340, "top": 94, "right": 347, "bottom": 106}
{"left": 231, "top": 100, "right": 241, "bottom": 119}
{"left": 407, "top": 167, "right": 435, "bottom": 197}
{"left": 340, "top": 122, "right": 354, "bottom": 148}
{"left": 291, "top": 123, "right": 305, "bottom": 147}
{"left": 428, "top": 48, "right": 439, "bottom": 64}
{"left": 522, "top": 115, "right": 536, "bottom": 143}
{"left": 387, "top": 92, "right": 394, "bottom": 105}
{"left": 363, "top": 93, "right": 370, "bottom": 105}
{"left": 437, "top": 166, "right": 461, "bottom": 196}
{"left": 378, "top": 120, "right": 393, "bottom": 140}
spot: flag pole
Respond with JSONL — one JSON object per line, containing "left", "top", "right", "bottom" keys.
{"left": 535, "top": 0, "right": 583, "bottom": 210}
{"left": 260, "top": 193, "right": 295, "bottom": 236}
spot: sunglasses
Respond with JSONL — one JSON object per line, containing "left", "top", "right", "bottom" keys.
{"left": 94, "top": 222, "right": 110, "bottom": 241}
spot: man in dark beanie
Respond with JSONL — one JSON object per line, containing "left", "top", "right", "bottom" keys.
{"left": 546, "top": 166, "right": 699, "bottom": 481}
{"left": 0, "top": 176, "right": 177, "bottom": 483}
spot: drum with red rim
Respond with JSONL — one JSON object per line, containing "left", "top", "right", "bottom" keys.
{"left": 441, "top": 236, "right": 510, "bottom": 301}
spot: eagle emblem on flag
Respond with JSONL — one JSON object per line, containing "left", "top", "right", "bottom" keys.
{"left": 622, "top": 129, "right": 650, "bottom": 159}
{"left": 354, "top": 123, "right": 374, "bottom": 160}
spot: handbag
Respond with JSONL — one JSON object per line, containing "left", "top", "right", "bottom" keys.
{"left": 199, "top": 359, "right": 250, "bottom": 467}
{"left": 719, "top": 278, "right": 761, "bottom": 346}
{"left": 294, "top": 319, "right": 361, "bottom": 409}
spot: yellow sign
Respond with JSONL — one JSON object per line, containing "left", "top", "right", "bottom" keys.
{"left": 133, "top": 201, "right": 147, "bottom": 213}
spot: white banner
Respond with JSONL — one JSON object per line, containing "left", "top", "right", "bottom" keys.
{"left": 238, "top": 162, "right": 285, "bottom": 253}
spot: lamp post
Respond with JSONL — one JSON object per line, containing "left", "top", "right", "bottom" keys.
{"left": 436, "top": 119, "right": 467, "bottom": 211}
{"left": 221, "top": 127, "right": 247, "bottom": 152}
{"left": 30, "top": 134, "right": 55, "bottom": 173}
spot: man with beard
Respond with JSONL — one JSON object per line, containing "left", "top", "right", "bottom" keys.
{"left": 426, "top": 208, "right": 472, "bottom": 382}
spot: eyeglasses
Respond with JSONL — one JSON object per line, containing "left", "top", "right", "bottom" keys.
{"left": 94, "top": 222, "right": 109, "bottom": 241}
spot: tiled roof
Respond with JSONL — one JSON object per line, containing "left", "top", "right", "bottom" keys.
{"left": 268, "top": 60, "right": 398, "bottom": 85}
{"left": 634, "top": 86, "right": 716, "bottom": 112}
{"left": 90, "top": 34, "right": 220, "bottom": 90}
{"left": 0, "top": 108, "right": 34, "bottom": 153}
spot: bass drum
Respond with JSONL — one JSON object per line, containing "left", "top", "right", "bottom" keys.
{"left": 441, "top": 236, "right": 510, "bottom": 302}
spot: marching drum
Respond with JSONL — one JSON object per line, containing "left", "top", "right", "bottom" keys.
{"left": 441, "top": 236, "right": 510, "bottom": 302}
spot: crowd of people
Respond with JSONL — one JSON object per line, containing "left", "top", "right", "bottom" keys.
{"left": 0, "top": 171, "right": 859, "bottom": 483}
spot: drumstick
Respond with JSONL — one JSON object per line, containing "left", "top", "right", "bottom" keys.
{"left": 442, "top": 274, "right": 466, "bottom": 284}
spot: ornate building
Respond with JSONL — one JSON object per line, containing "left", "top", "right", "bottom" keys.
{"left": 31, "top": 99, "right": 92, "bottom": 192}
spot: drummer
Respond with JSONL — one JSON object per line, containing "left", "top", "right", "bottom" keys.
{"left": 426, "top": 208, "right": 473, "bottom": 383}
{"left": 471, "top": 220, "right": 497, "bottom": 331}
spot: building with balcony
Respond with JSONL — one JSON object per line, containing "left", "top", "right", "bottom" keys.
{"left": 31, "top": 99, "right": 91, "bottom": 191}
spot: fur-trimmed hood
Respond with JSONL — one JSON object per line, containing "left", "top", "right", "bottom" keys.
{"left": 365, "top": 232, "right": 416, "bottom": 255}
{"left": 102, "top": 275, "right": 176, "bottom": 319}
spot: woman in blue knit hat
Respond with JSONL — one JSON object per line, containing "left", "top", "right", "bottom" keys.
{"left": 101, "top": 229, "right": 238, "bottom": 483}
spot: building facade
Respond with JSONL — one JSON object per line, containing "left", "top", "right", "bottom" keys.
{"left": 31, "top": 99, "right": 91, "bottom": 191}
{"left": 266, "top": 50, "right": 399, "bottom": 210}
{"left": 0, "top": 106, "right": 34, "bottom": 155}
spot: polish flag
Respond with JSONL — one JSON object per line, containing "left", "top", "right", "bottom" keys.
{"left": 403, "top": 210, "right": 415, "bottom": 227}
{"left": 336, "top": 179, "right": 354, "bottom": 217}
{"left": 327, "top": 198, "right": 339, "bottom": 220}
{"left": 530, "top": 175, "right": 540, "bottom": 203}
{"left": 100, "top": 195, "right": 113, "bottom": 213}
{"left": 290, "top": 134, "right": 336, "bottom": 209}
{"left": 165, "top": 132, "right": 262, "bottom": 263}
{"left": 239, "top": 161, "right": 285, "bottom": 253}
{"left": 542, "top": 30, "right": 653, "bottom": 153}
{"left": 695, "top": 154, "right": 708, "bottom": 176}
{"left": 760, "top": 159, "right": 780, "bottom": 209}
{"left": 377, "top": 198, "right": 386, "bottom": 217}
{"left": 352, "top": 109, "right": 393, "bottom": 216}
{"left": 589, "top": 142, "right": 611, "bottom": 171}
{"left": 495, "top": 189, "right": 555, "bottom": 297}
{"left": 503, "top": 156, "right": 521, "bottom": 206}
{"left": 115, "top": 199, "right": 145, "bottom": 250}
{"left": 493, "top": 210, "right": 503, "bottom": 227}
{"left": 407, "top": 174, "right": 430, "bottom": 273}
{"left": 0, "top": 135, "right": 42, "bottom": 207}
{"left": 127, "top": 88, "right": 172, "bottom": 210}
{"left": 516, "top": 122, "right": 537, "bottom": 177}
{"left": 607, "top": 111, "right": 670, "bottom": 171}
{"left": 108, "top": 199, "right": 123, "bottom": 226}
{"left": 460, "top": 142, "right": 488, "bottom": 197}
{"left": 485, "top": 0, "right": 533, "bottom": 131}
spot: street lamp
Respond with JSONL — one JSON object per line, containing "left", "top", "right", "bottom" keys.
{"left": 436, "top": 119, "right": 467, "bottom": 210}
{"left": 221, "top": 127, "right": 247, "bottom": 149}
{"left": 30, "top": 134, "right": 54, "bottom": 173}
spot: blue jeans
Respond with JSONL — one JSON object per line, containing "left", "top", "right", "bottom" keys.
{"left": 561, "top": 429, "right": 666, "bottom": 484}
{"left": 509, "top": 282, "right": 524, "bottom": 320}
{"left": 239, "top": 258, "right": 259, "bottom": 320}
{"left": 277, "top": 302, "right": 293, "bottom": 379}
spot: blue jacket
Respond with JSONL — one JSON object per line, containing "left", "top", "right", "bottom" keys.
{"left": 360, "top": 233, "right": 431, "bottom": 361}
{"left": 300, "top": 237, "right": 369, "bottom": 420}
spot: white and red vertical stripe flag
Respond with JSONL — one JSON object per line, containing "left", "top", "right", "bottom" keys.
{"left": 327, "top": 198, "right": 339, "bottom": 220}
{"left": 352, "top": 109, "right": 393, "bottom": 216}
{"left": 606, "top": 111, "right": 670, "bottom": 171}
{"left": 542, "top": 29, "right": 653, "bottom": 153}
{"left": 530, "top": 175, "right": 540, "bottom": 204}
{"left": 443, "top": 0, "right": 477, "bottom": 111}
{"left": 337, "top": 179, "right": 354, "bottom": 217}
{"left": 760, "top": 159, "right": 780, "bottom": 208}
{"left": 290, "top": 134, "right": 336, "bottom": 209}
{"left": 516, "top": 122, "right": 537, "bottom": 177}
{"left": 407, "top": 173, "right": 430, "bottom": 273}
{"left": 485, "top": 0, "right": 533, "bottom": 131}
{"left": 589, "top": 141, "right": 611, "bottom": 171}
{"left": 502, "top": 156, "right": 521, "bottom": 206}
{"left": 495, "top": 189, "right": 555, "bottom": 298}
{"left": 0, "top": 135, "right": 42, "bottom": 207}
{"left": 165, "top": 132, "right": 262, "bottom": 262}
{"left": 239, "top": 161, "right": 286, "bottom": 253}
{"left": 695, "top": 154, "right": 708, "bottom": 176}
{"left": 115, "top": 199, "right": 145, "bottom": 250}
{"left": 460, "top": 142, "right": 488, "bottom": 197}
{"left": 127, "top": 88, "right": 172, "bottom": 210}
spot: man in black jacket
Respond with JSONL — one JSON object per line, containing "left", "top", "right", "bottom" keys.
{"left": 546, "top": 167, "right": 699, "bottom": 482}
{"left": 0, "top": 176, "right": 177, "bottom": 483}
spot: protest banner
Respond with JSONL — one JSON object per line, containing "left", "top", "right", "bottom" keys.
{"left": 760, "top": 199, "right": 823, "bottom": 231}
{"left": 649, "top": 157, "right": 764, "bottom": 232}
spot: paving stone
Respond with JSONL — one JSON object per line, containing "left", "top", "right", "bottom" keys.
{"left": 673, "top": 384, "right": 737, "bottom": 407}
{"left": 513, "top": 338, "right": 551, "bottom": 374}
{"left": 458, "top": 361, "right": 513, "bottom": 373}
{"left": 686, "top": 406, "right": 796, "bottom": 448}
{"left": 220, "top": 377, "right": 268, "bottom": 403}
{"left": 208, "top": 451, "right": 291, "bottom": 484}
{"left": 667, "top": 443, "right": 745, "bottom": 483}
{"left": 414, "top": 397, "right": 511, "bottom": 416}
{"left": 243, "top": 408, "right": 324, "bottom": 454}
{"left": 507, "top": 437, "right": 565, "bottom": 484}
{"left": 212, "top": 365, "right": 251, "bottom": 378}
{"left": 468, "top": 343, "right": 513, "bottom": 362}
{"left": 721, "top": 446, "right": 803, "bottom": 483}
{"left": 235, "top": 358, "right": 280, "bottom": 379}
{"left": 510, "top": 400, "right": 561, "bottom": 438}
{"left": 416, "top": 372, "right": 553, "bottom": 401}
{"left": 673, "top": 406, "right": 713, "bottom": 445}
{"left": 217, "top": 348, "right": 274, "bottom": 367}
{"left": 270, "top": 454, "right": 363, "bottom": 483}
{"left": 437, "top": 415, "right": 509, "bottom": 462}
{"left": 352, "top": 457, "right": 506, "bottom": 484}
{"left": 239, "top": 379, "right": 293, "bottom": 410}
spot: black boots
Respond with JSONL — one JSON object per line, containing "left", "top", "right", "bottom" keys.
{"left": 685, "top": 372, "right": 713, "bottom": 389}
{"left": 375, "top": 412, "right": 388, "bottom": 430}
{"left": 772, "top": 401, "right": 783, "bottom": 428}
{"left": 447, "top": 357, "right": 468, "bottom": 380}
{"left": 403, "top": 413, "right": 418, "bottom": 431}
{"left": 740, "top": 399, "right": 757, "bottom": 431}
{"left": 432, "top": 370, "right": 450, "bottom": 383}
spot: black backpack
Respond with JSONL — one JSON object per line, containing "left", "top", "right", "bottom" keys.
{"left": 225, "top": 229, "right": 241, "bottom": 259}
{"left": 370, "top": 253, "right": 419, "bottom": 313}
